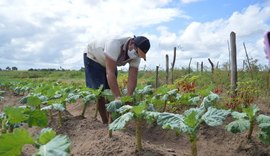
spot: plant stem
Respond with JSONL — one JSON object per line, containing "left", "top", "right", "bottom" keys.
{"left": 247, "top": 118, "right": 255, "bottom": 139}
{"left": 136, "top": 118, "right": 142, "bottom": 151}
{"left": 8, "top": 124, "right": 14, "bottom": 133}
{"left": 108, "top": 113, "right": 112, "bottom": 138}
{"left": 162, "top": 100, "right": 167, "bottom": 112}
{"left": 1, "top": 119, "right": 7, "bottom": 134}
{"left": 49, "top": 110, "right": 53, "bottom": 121}
{"left": 58, "top": 111, "right": 62, "bottom": 127}
{"left": 189, "top": 133, "right": 197, "bottom": 156}
{"left": 81, "top": 102, "right": 88, "bottom": 117}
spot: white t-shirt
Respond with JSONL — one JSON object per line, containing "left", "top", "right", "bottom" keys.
{"left": 85, "top": 37, "right": 141, "bottom": 68}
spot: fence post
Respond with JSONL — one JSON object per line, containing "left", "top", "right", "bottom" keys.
{"left": 155, "top": 66, "right": 159, "bottom": 88}
{"left": 188, "top": 58, "right": 192, "bottom": 73}
{"left": 171, "top": 47, "right": 176, "bottom": 84}
{"left": 166, "top": 54, "right": 169, "bottom": 84}
{"left": 230, "top": 32, "right": 237, "bottom": 97}
{"left": 208, "top": 58, "right": 214, "bottom": 73}
{"left": 243, "top": 42, "right": 254, "bottom": 79}
{"left": 201, "top": 62, "right": 203, "bottom": 72}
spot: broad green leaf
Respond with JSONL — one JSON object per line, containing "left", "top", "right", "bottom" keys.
{"left": 38, "top": 95, "right": 48, "bottom": 103}
{"left": 136, "top": 85, "right": 153, "bottom": 95}
{"left": 28, "top": 110, "right": 48, "bottom": 127}
{"left": 143, "top": 111, "right": 160, "bottom": 123}
{"left": 116, "top": 105, "right": 133, "bottom": 114}
{"left": 102, "top": 89, "right": 113, "bottom": 100}
{"left": 0, "top": 96, "right": 3, "bottom": 101}
{"left": 41, "top": 104, "right": 65, "bottom": 112}
{"left": 183, "top": 107, "right": 205, "bottom": 119}
{"left": 106, "top": 100, "right": 123, "bottom": 112}
{"left": 146, "top": 103, "right": 155, "bottom": 111}
{"left": 202, "top": 107, "right": 230, "bottom": 126}
{"left": 109, "top": 112, "right": 134, "bottom": 131}
{"left": 188, "top": 96, "right": 200, "bottom": 105}
{"left": 37, "top": 128, "right": 57, "bottom": 145}
{"left": 226, "top": 119, "right": 250, "bottom": 133}
{"left": 65, "top": 93, "right": 80, "bottom": 103}
{"left": 257, "top": 123, "right": 270, "bottom": 144}
{"left": 184, "top": 111, "right": 197, "bottom": 128}
{"left": 132, "top": 103, "right": 146, "bottom": 117}
{"left": 167, "top": 89, "right": 178, "bottom": 95}
{"left": 82, "top": 94, "right": 96, "bottom": 104}
{"left": 36, "top": 135, "right": 71, "bottom": 156}
{"left": 27, "top": 96, "right": 42, "bottom": 107}
{"left": 157, "top": 112, "right": 191, "bottom": 133}
{"left": 257, "top": 114, "right": 270, "bottom": 124}
{"left": 0, "top": 128, "right": 34, "bottom": 156}
{"left": 4, "top": 106, "right": 28, "bottom": 124}
{"left": 231, "top": 111, "right": 247, "bottom": 119}
{"left": 0, "top": 113, "right": 5, "bottom": 120}
{"left": 54, "top": 93, "right": 62, "bottom": 99}
{"left": 243, "top": 105, "right": 259, "bottom": 119}
{"left": 200, "top": 92, "right": 219, "bottom": 109}
{"left": 120, "top": 96, "right": 133, "bottom": 103}
{"left": 0, "top": 90, "right": 5, "bottom": 95}
{"left": 20, "top": 96, "right": 28, "bottom": 104}
{"left": 161, "top": 94, "right": 169, "bottom": 101}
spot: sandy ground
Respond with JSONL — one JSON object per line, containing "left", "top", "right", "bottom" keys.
{"left": 1, "top": 91, "right": 270, "bottom": 156}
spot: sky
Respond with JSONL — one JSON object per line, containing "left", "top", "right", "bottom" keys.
{"left": 0, "top": 0, "right": 270, "bottom": 71}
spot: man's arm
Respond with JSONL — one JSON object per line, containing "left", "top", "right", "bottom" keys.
{"left": 105, "top": 55, "right": 121, "bottom": 99}
{"left": 127, "top": 66, "right": 138, "bottom": 96}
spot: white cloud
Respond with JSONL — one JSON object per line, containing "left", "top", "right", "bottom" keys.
{"left": 159, "top": 4, "right": 270, "bottom": 69}
{"left": 0, "top": 0, "right": 269, "bottom": 71}
{"left": 180, "top": 0, "right": 203, "bottom": 4}
{"left": 0, "top": 0, "right": 183, "bottom": 70}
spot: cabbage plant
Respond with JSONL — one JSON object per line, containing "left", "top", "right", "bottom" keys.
{"left": 155, "top": 93, "right": 230, "bottom": 156}
{"left": 0, "top": 128, "right": 71, "bottom": 156}
{"left": 109, "top": 102, "right": 156, "bottom": 151}
{"left": 226, "top": 104, "right": 270, "bottom": 144}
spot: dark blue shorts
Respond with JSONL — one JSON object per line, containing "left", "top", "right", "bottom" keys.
{"left": 83, "top": 53, "right": 117, "bottom": 90}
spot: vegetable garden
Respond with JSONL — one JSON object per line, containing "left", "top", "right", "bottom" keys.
{"left": 0, "top": 69, "right": 270, "bottom": 156}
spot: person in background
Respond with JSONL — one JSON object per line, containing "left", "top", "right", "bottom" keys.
{"left": 83, "top": 36, "right": 151, "bottom": 124}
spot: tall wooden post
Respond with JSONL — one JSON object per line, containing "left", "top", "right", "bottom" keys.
{"left": 201, "top": 62, "right": 203, "bottom": 72}
{"left": 243, "top": 42, "right": 253, "bottom": 79}
{"left": 208, "top": 58, "right": 214, "bottom": 73}
{"left": 171, "top": 47, "right": 176, "bottom": 84}
{"left": 230, "top": 32, "right": 237, "bottom": 97}
{"left": 166, "top": 54, "right": 169, "bottom": 84}
{"left": 155, "top": 66, "right": 159, "bottom": 88}
{"left": 188, "top": 58, "right": 192, "bottom": 74}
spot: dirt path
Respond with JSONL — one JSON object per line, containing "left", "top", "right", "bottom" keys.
{"left": 1, "top": 92, "right": 270, "bottom": 156}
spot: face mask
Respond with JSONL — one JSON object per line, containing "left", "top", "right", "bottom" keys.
{"left": 127, "top": 49, "right": 139, "bottom": 59}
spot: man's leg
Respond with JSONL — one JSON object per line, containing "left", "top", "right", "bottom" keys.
{"left": 98, "top": 96, "right": 108, "bottom": 124}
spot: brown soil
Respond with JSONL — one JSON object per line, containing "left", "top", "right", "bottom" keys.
{"left": 1, "top": 91, "right": 270, "bottom": 156}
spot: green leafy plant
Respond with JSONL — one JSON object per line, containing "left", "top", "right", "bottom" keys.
{"left": 256, "top": 114, "right": 270, "bottom": 144}
{"left": 155, "top": 93, "right": 230, "bottom": 156}
{"left": 0, "top": 128, "right": 71, "bottom": 156}
{"left": 41, "top": 103, "right": 65, "bottom": 127}
{"left": 226, "top": 104, "right": 270, "bottom": 143}
{"left": 1, "top": 106, "right": 48, "bottom": 133}
{"left": 109, "top": 102, "right": 156, "bottom": 151}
